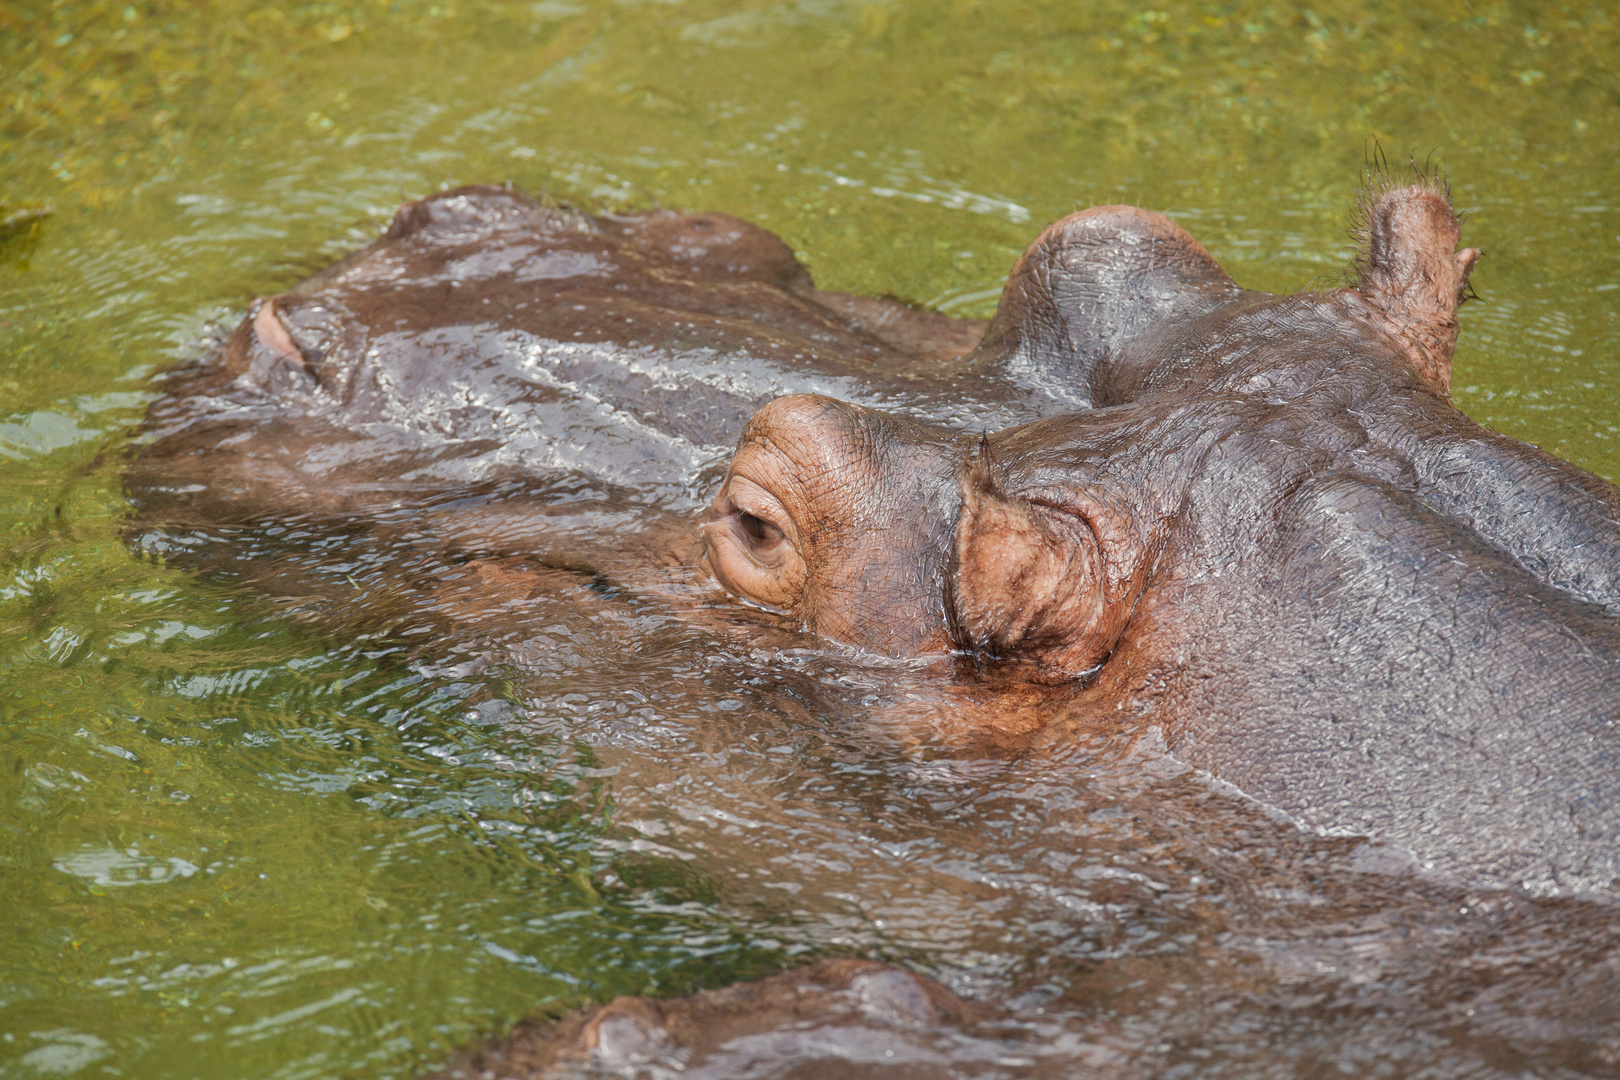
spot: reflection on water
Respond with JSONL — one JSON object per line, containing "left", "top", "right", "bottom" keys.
{"left": 53, "top": 845, "right": 201, "bottom": 887}
{"left": 2, "top": 0, "right": 1619, "bottom": 1077}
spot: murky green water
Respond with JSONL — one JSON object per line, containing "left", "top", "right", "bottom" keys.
{"left": 3, "top": 1, "right": 1618, "bottom": 1076}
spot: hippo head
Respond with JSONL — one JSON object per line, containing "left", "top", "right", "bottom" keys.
{"left": 704, "top": 177, "right": 1494, "bottom": 681}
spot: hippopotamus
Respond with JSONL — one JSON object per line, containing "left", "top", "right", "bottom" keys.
{"left": 128, "top": 179, "right": 1620, "bottom": 893}
{"left": 701, "top": 181, "right": 1620, "bottom": 892}
{"left": 123, "top": 176, "right": 1620, "bottom": 1073}
{"left": 127, "top": 185, "right": 993, "bottom": 533}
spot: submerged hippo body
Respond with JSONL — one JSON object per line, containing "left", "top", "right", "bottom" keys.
{"left": 430, "top": 961, "right": 1015, "bottom": 1080}
{"left": 702, "top": 179, "right": 1620, "bottom": 891}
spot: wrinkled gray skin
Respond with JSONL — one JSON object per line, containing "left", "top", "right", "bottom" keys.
{"left": 709, "top": 183, "right": 1620, "bottom": 894}
{"left": 1019, "top": 193, "right": 1620, "bottom": 894}
{"left": 999, "top": 193, "right": 1620, "bottom": 894}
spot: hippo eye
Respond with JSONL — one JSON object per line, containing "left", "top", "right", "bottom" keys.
{"left": 737, "top": 510, "right": 784, "bottom": 554}
{"left": 703, "top": 475, "right": 807, "bottom": 614}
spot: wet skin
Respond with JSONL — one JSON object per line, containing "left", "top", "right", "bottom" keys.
{"left": 702, "top": 180, "right": 1620, "bottom": 892}
{"left": 128, "top": 185, "right": 995, "bottom": 535}
{"left": 125, "top": 181, "right": 1620, "bottom": 1072}
{"left": 428, "top": 960, "right": 1009, "bottom": 1080}
{"left": 131, "top": 182, "right": 1620, "bottom": 888}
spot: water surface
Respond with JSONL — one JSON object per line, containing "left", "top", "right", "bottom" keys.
{"left": 3, "top": 1, "right": 1619, "bottom": 1076}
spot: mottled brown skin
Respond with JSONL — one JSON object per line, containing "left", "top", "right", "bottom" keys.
{"left": 428, "top": 960, "right": 1011, "bottom": 1080}
{"left": 707, "top": 179, "right": 1620, "bottom": 891}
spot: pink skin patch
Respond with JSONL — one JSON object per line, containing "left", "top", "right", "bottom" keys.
{"left": 252, "top": 299, "right": 302, "bottom": 364}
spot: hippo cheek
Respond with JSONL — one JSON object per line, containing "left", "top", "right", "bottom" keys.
{"left": 801, "top": 556, "right": 955, "bottom": 658}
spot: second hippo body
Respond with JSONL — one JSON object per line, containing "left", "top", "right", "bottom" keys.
{"left": 128, "top": 187, "right": 997, "bottom": 536}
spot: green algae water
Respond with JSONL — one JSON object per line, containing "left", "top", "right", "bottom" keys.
{"left": 3, "top": 2, "right": 1619, "bottom": 1076}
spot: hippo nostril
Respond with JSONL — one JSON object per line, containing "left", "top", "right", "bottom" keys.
{"left": 252, "top": 299, "right": 304, "bottom": 366}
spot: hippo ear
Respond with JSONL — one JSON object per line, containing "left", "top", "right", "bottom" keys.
{"left": 1349, "top": 178, "right": 1481, "bottom": 397}
{"left": 949, "top": 464, "right": 1144, "bottom": 680}
{"left": 970, "top": 206, "right": 1241, "bottom": 406}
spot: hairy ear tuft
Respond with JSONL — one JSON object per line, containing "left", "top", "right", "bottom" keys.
{"left": 1346, "top": 167, "right": 1480, "bottom": 396}
{"left": 950, "top": 462, "right": 1144, "bottom": 680}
